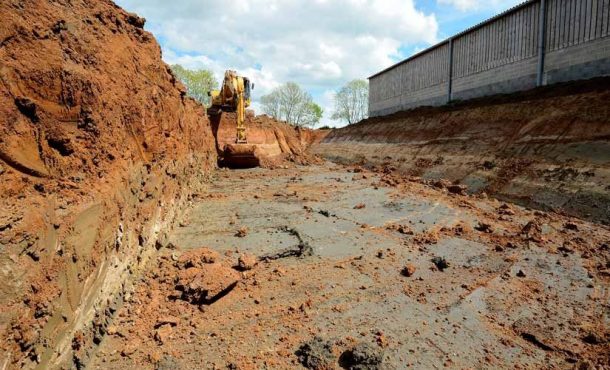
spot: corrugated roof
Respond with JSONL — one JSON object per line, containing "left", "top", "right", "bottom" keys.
{"left": 369, "top": 0, "right": 537, "bottom": 79}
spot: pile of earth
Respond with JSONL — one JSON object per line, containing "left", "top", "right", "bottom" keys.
{"left": 313, "top": 77, "right": 610, "bottom": 224}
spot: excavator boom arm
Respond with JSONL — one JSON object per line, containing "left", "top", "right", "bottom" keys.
{"left": 210, "top": 70, "right": 251, "bottom": 144}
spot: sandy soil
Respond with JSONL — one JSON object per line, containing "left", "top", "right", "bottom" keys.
{"left": 89, "top": 163, "right": 609, "bottom": 369}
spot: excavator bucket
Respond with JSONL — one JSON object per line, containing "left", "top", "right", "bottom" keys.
{"left": 220, "top": 143, "right": 261, "bottom": 169}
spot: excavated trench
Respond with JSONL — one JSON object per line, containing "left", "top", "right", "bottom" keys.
{"left": 0, "top": 1, "right": 609, "bottom": 369}
{"left": 88, "top": 164, "right": 609, "bottom": 369}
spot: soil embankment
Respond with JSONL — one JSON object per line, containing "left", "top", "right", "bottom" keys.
{"left": 314, "top": 78, "right": 610, "bottom": 224}
{"left": 0, "top": 1, "right": 216, "bottom": 368}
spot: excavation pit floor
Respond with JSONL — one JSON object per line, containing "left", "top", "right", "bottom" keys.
{"left": 90, "top": 163, "right": 609, "bottom": 369}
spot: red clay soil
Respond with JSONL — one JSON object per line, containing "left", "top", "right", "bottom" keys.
{"left": 314, "top": 78, "right": 610, "bottom": 223}
{"left": 0, "top": 1, "right": 219, "bottom": 368}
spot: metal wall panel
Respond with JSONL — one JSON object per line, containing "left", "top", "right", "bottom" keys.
{"left": 369, "top": 0, "right": 610, "bottom": 117}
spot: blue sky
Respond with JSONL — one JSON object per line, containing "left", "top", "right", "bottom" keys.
{"left": 114, "top": 0, "right": 524, "bottom": 127}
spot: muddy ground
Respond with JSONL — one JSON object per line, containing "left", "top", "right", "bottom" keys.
{"left": 88, "top": 163, "right": 609, "bottom": 369}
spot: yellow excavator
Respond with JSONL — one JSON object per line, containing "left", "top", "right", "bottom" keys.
{"left": 209, "top": 70, "right": 260, "bottom": 168}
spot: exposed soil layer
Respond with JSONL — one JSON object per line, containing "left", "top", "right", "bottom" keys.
{"left": 89, "top": 164, "right": 610, "bottom": 369}
{"left": 313, "top": 78, "right": 610, "bottom": 224}
{"left": 0, "top": 1, "right": 220, "bottom": 368}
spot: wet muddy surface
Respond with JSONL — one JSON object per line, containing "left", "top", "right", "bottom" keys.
{"left": 89, "top": 163, "right": 609, "bottom": 369}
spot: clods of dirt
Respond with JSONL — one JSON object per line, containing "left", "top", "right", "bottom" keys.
{"left": 175, "top": 263, "right": 240, "bottom": 305}
{"left": 296, "top": 337, "right": 336, "bottom": 370}
{"left": 339, "top": 342, "right": 384, "bottom": 370}
{"left": 386, "top": 224, "right": 414, "bottom": 235}
{"left": 431, "top": 257, "right": 449, "bottom": 271}
{"left": 237, "top": 253, "right": 258, "bottom": 271}
{"left": 414, "top": 230, "right": 440, "bottom": 245}
{"left": 178, "top": 248, "right": 219, "bottom": 267}
{"left": 401, "top": 264, "right": 417, "bottom": 277}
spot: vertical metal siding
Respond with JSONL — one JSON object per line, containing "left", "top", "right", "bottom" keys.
{"left": 451, "top": 2, "right": 539, "bottom": 78}
{"left": 370, "top": 0, "right": 610, "bottom": 114}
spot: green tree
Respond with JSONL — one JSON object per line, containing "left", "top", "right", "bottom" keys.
{"left": 171, "top": 64, "right": 218, "bottom": 105}
{"left": 331, "top": 79, "right": 369, "bottom": 125}
{"left": 261, "top": 82, "right": 323, "bottom": 128}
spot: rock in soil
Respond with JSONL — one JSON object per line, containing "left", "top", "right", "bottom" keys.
{"left": 475, "top": 222, "right": 494, "bottom": 233}
{"left": 155, "top": 316, "right": 180, "bottom": 328}
{"left": 156, "top": 355, "right": 182, "bottom": 370}
{"left": 154, "top": 324, "right": 173, "bottom": 345}
{"left": 447, "top": 184, "right": 468, "bottom": 195}
{"left": 235, "top": 227, "right": 249, "bottom": 238}
{"left": 582, "top": 331, "right": 607, "bottom": 345}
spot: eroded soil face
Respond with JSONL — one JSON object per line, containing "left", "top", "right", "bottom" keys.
{"left": 90, "top": 163, "right": 609, "bottom": 369}
{"left": 313, "top": 79, "right": 610, "bottom": 224}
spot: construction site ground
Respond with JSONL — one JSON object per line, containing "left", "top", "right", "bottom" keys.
{"left": 88, "top": 163, "right": 610, "bottom": 370}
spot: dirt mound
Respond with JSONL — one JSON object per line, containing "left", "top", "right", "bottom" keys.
{"left": 0, "top": 1, "right": 216, "bottom": 368}
{"left": 211, "top": 112, "right": 328, "bottom": 167}
{"left": 314, "top": 78, "right": 610, "bottom": 223}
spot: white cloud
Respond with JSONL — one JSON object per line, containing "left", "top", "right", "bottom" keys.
{"left": 114, "top": 0, "right": 438, "bottom": 125}
{"left": 438, "top": 0, "right": 524, "bottom": 12}
{"left": 320, "top": 90, "right": 339, "bottom": 127}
